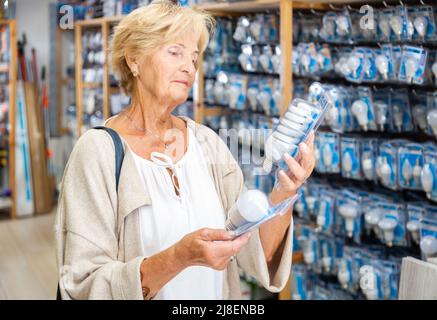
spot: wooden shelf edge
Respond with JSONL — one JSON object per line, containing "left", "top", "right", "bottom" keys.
{"left": 195, "top": 0, "right": 279, "bottom": 13}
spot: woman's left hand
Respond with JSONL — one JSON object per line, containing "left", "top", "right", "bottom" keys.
{"left": 269, "top": 131, "right": 316, "bottom": 205}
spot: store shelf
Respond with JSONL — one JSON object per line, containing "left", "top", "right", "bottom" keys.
{"left": 82, "top": 82, "right": 102, "bottom": 89}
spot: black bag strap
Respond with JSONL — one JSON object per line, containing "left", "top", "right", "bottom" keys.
{"left": 56, "top": 126, "right": 125, "bottom": 300}
{"left": 93, "top": 126, "right": 125, "bottom": 191}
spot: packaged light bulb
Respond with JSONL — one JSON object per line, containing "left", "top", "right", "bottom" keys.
{"left": 291, "top": 265, "right": 311, "bottom": 300}
{"left": 361, "top": 138, "right": 379, "bottom": 182}
{"left": 406, "top": 203, "right": 426, "bottom": 245}
{"left": 315, "top": 190, "right": 336, "bottom": 234}
{"left": 362, "top": 48, "right": 378, "bottom": 83}
{"left": 398, "top": 46, "right": 428, "bottom": 85}
{"left": 263, "top": 92, "right": 331, "bottom": 173}
{"left": 345, "top": 48, "right": 365, "bottom": 83}
{"left": 316, "top": 44, "right": 333, "bottom": 75}
{"left": 397, "top": 143, "right": 424, "bottom": 191}
{"left": 419, "top": 216, "right": 437, "bottom": 261}
{"left": 341, "top": 136, "right": 363, "bottom": 181}
{"left": 315, "top": 131, "right": 340, "bottom": 174}
{"left": 410, "top": 6, "right": 437, "bottom": 42}
{"left": 373, "top": 89, "right": 391, "bottom": 132}
{"left": 378, "top": 9, "right": 393, "bottom": 42}
{"left": 298, "top": 43, "right": 319, "bottom": 76}
{"left": 225, "top": 189, "right": 299, "bottom": 236}
{"left": 351, "top": 87, "right": 377, "bottom": 132}
{"left": 233, "top": 16, "right": 251, "bottom": 43}
{"left": 319, "top": 235, "right": 335, "bottom": 275}
{"left": 227, "top": 74, "right": 248, "bottom": 111}
{"left": 421, "top": 147, "right": 437, "bottom": 201}
{"left": 377, "top": 141, "right": 401, "bottom": 190}
{"left": 376, "top": 201, "right": 407, "bottom": 248}
{"left": 390, "top": 5, "right": 411, "bottom": 42}
{"left": 319, "top": 11, "right": 337, "bottom": 43}
{"left": 375, "top": 45, "right": 396, "bottom": 82}
{"left": 411, "top": 95, "right": 429, "bottom": 133}
{"left": 389, "top": 89, "right": 414, "bottom": 133}
{"left": 337, "top": 190, "right": 363, "bottom": 243}
{"left": 335, "top": 9, "right": 352, "bottom": 41}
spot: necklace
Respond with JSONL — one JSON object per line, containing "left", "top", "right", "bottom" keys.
{"left": 123, "top": 110, "right": 172, "bottom": 149}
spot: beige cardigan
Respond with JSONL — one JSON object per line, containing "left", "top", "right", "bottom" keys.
{"left": 54, "top": 117, "right": 293, "bottom": 300}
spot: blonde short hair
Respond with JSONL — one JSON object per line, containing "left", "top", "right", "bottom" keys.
{"left": 111, "top": 0, "right": 215, "bottom": 96}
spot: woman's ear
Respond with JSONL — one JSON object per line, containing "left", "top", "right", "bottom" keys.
{"left": 125, "top": 51, "right": 139, "bottom": 77}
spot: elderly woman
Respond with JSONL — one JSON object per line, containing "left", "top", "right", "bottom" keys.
{"left": 55, "top": 0, "right": 315, "bottom": 300}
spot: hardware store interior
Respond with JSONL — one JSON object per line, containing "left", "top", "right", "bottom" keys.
{"left": 2, "top": 0, "right": 437, "bottom": 300}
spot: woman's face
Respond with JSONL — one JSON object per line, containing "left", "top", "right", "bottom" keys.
{"left": 137, "top": 35, "right": 199, "bottom": 107}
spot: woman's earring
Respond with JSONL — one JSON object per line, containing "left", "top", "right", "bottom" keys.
{"left": 132, "top": 68, "right": 139, "bottom": 77}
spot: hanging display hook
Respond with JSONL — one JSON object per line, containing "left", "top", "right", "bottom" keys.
{"left": 382, "top": 1, "right": 390, "bottom": 8}
{"left": 329, "top": 3, "right": 341, "bottom": 11}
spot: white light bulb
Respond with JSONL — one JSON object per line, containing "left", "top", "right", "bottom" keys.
{"left": 405, "top": 58, "right": 418, "bottom": 83}
{"left": 352, "top": 100, "right": 369, "bottom": 131}
{"left": 378, "top": 218, "right": 397, "bottom": 247}
{"left": 380, "top": 158, "right": 392, "bottom": 186}
{"left": 421, "top": 164, "right": 434, "bottom": 196}
{"left": 343, "top": 152, "right": 353, "bottom": 177}
{"left": 365, "top": 208, "right": 382, "bottom": 234}
{"left": 259, "top": 54, "right": 270, "bottom": 73}
{"left": 347, "top": 55, "right": 361, "bottom": 78}
{"left": 316, "top": 214, "right": 326, "bottom": 230}
{"left": 362, "top": 155, "right": 374, "bottom": 181}
{"left": 359, "top": 266, "right": 378, "bottom": 300}
{"left": 420, "top": 235, "right": 437, "bottom": 258}
{"left": 408, "top": 19, "right": 415, "bottom": 39}
{"left": 412, "top": 105, "right": 427, "bottom": 131}
{"left": 324, "top": 20, "right": 335, "bottom": 36}
{"left": 379, "top": 19, "right": 391, "bottom": 39}
{"left": 390, "top": 15, "right": 403, "bottom": 40}
{"left": 322, "top": 244, "right": 331, "bottom": 273}
{"left": 273, "top": 91, "right": 282, "bottom": 114}
{"left": 338, "top": 259, "right": 350, "bottom": 289}
{"left": 295, "top": 201, "right": 305, "bottom": 218}
{"left": 225, "top": 190, "right": 269, "bottom": 231}
{"left": 375, "top": 55, "right": 389, "bottom": 80}
{"left": 413, "top": 159, "right": 422, "bottom": 182}
{"left": 301, "top": 54, "right": 311, "bottom": 73}
{"left": 302, "top": 238, "right": 315, "bottom": 266}
{"left": 229, "top": 86, "right": 241, "bottom": 109}
{"left": 339, "top": 57, "right": 351, "bottom": 77}
{"left": 249, "top": 20, "right": 262, "bottom": 42}
{"left": 392, "top": 104, "right": 403, "bottom": 132}
{"left": 238, "top": 54, "right": 249, "bottom": 71}
{"left": 327, "top": 105, "right": 339, "bottom": 129}
{"left": 317, "top": 53, "right": 325, "bottom": 69}
{"left": 339, "top": 204, "right": 358, "bottom": 238}
{"left": 427, "top": 109, "right": 437, "bottom": 139}
{"left": 336, "top": 15, "right": 349, "bottom": 36}
{"left": 247, "top": 88, "right": 258, "bottom": 112}
{"left": 414, "top": 16, "right": 428, "bottom": 40}
{"left": 271, "top": 55, "right": 281, "bottom": 74}
{"left": 406, "top": 220, "right": 421, "bottom": 244}
{"left": 432, "top": 62, "right": 437, "bottom": 83}
{"left": 375, "top": 103, "right": 388, "bottom": 131}
{"left": 257, "top": 91, "right": 271, "bottom": 115}
{"left": 401, "top": 159, "right": 413, "bottom": 186}
{"left": 306, "top": 196, "right": 317, "bottom": 215}
{"left": 322, "top": 144, "right": 333, "bottom": 170}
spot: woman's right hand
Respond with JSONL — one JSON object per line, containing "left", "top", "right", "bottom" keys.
{"left": 174, "top": 228, "right": 251, "bottom": 270}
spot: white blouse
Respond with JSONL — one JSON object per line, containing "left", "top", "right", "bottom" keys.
{"left": 132, "top": 127, "right": 226, "bottom": 300}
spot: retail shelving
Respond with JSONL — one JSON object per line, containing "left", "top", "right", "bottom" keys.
{"left": 74, "top": 16, "right": 125, "bottom": 137}
{"left": 0, "top": 19, "right": 17, "bottom": 218}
